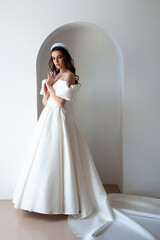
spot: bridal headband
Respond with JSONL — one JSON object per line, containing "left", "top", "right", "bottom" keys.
{"left": 50, "top": 42, "right": 69, "bottom": 52}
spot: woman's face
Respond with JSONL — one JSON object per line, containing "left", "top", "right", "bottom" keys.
{"left": 51, "top": 50, "right": 66, "bottom": 70}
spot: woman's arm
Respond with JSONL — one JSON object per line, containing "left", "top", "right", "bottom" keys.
{"left": 46, "top": 85, "right": 66, "bottom": 108}
{"left": 42, "top": 81, "right": 50, "bottom": 106}
{"left": 42, "top": 93, "right": 50, "bottom": 106}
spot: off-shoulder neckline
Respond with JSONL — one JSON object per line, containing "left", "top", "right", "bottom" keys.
{"left": 55, "top": 79, "right": 77, "bottom": 88}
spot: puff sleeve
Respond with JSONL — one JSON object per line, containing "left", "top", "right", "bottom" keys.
{"left": 54, "top": 80, "right": 77, "bottom": 101}
{"left": 39, "top": 79, "right": 47, "bottom": 95}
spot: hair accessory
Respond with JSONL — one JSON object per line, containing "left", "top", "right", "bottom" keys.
{"left": 50, "top": 42, "right": 69, "bottom": 52}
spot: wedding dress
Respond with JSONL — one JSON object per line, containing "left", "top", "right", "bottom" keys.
{"left": 12, "top": 79, "right": 160, "bottom": 240}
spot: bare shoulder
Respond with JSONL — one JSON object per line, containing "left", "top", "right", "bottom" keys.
{"left": 63, "top": 72, "right": 75, "bottom": 86}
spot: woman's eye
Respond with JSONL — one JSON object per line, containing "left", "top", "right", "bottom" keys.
{"left": 53, "top": 57, "right": 61, "bottom": 60}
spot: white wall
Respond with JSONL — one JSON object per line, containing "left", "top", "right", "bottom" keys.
{"left": 0, "top": 0, "right": 160, "bottom": 199}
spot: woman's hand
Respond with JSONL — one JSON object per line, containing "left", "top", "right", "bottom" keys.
{"left": 46, "top": 71, "right": 56, "bottom": 86}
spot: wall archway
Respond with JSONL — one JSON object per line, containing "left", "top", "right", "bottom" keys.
{"left": 36, "top": 22, "right": 124, "bottom": 191}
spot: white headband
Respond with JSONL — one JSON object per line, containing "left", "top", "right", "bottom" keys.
{"left": 50, "top": 42, "right": 69, "bottom": 52}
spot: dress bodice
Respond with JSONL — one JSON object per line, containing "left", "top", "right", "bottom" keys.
{"left": 40, "top": 79, "right": 79, "bottom": 113}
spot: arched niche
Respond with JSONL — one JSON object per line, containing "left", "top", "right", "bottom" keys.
{"left": 36, "top": 22, "right": 124, "bottom": 191}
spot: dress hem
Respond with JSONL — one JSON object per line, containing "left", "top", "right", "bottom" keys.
{"left": 12, "top": 201, "right": 81, "bottom": 215}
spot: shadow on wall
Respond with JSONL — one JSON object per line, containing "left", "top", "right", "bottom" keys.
{"left": 36, "top": 21, "right": 124, "bottom": 191}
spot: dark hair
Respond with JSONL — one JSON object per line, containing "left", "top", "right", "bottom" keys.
{"left": 48, "top": 46, "right": 80, "bottom": 86}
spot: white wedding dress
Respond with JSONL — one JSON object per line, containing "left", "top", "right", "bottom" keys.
{"left": 12, "top": 79, "right": 160, "bottom": 240}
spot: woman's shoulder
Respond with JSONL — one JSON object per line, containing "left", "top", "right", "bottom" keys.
{"left": 62, "top": 71, "right": 75, "bottom": 85}
{"left": 63, "top": 71, "right": 74, "bottom": 78}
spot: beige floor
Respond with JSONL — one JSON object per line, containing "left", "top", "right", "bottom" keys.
{"left": 0, "top": 185, "right": 120, "bottom": 240}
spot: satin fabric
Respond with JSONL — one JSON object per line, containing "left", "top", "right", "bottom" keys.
{"left": 12, "top": 79, "right": 160, "bottom": 240}
{"left": 69, "top": 193, "right": 160, "bottom": 240}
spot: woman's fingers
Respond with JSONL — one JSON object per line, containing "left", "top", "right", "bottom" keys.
{"left": 51, "top": 71, "right": 54, "bottom": 77}
{"left": 47, "top": 72, "right": 54, "bottom": 78}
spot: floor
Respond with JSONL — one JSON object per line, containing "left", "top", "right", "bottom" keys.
{"left": 0, "top": 184, "right": 120, "bottom": 240}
